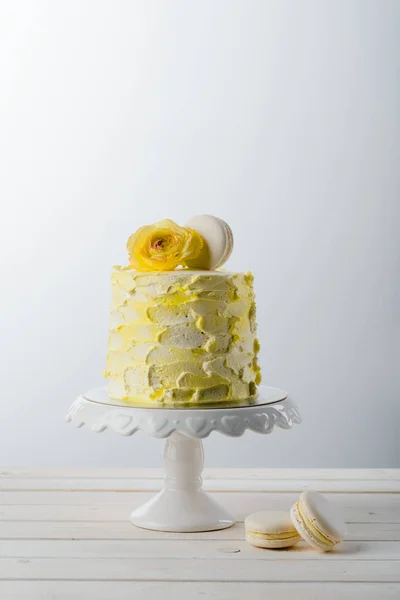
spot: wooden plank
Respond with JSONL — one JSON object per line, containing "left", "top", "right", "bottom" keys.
{"left": 1, "top": 468, "right": 399, "bottom": 480}
{"left": 1, "top": 556, "right": 399, "bottom": 582}
{"left": 4, "top": 491, "right": 399, "bottom": 510}
{"left": 2, "top": 477, "right": 399, "bottom": 492}
{"left": 3, "top": 491, "right": 399, "bottom": 522}
{"left": 1, "top": 581, "right": 399, "bottom": 600}
{"left": 1, "top": 493, "right": 398, "bottom": 523}
{"left": 0, "top": 494, "right": 398, "bottom": 523}
{"left": 0, "top": 521, "right": 399, "bottom": 541}
{"left": 3, "top": 539, "right": 400, "bottom": 560}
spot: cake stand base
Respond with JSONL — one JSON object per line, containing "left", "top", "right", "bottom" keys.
{"left": 130, "top": 432, "right": 234, "bottom": 532}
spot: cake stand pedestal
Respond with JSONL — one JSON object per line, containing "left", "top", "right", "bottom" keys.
{"left": 66, "top": 386, "right": 300, "bottom": 532}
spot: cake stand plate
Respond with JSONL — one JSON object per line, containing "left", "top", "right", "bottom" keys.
{"left": 66, "top": 386, "right": 301, "bottom": 532}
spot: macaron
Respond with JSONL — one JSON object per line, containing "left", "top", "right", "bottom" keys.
{"left": 184, "top": 215, "right": 233, "bottom": 270}
{"left": 290, "top": 491, "right": 346, "bottom": 552}
{"left": 245, "top": 511, "right": 301, "bottom": 549}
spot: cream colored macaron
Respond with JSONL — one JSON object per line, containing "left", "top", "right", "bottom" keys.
{"left": 245, "top": 511, "right": 301, "bottom": 549}
{"left": 184, "top": 215, "right": 233, "bottom": 270}
{"left": 290, "top": 491, "right": 346, "bottom": 552}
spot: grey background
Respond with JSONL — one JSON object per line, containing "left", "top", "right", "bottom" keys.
{"left": 1, "top": 0, "right": 399, "bottom": 467}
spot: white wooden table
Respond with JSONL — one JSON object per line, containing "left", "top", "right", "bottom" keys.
{"left": 0, "top": 468, "right": 399, "bottom": 599}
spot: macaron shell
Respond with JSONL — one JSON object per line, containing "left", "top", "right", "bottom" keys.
{"left": 290, "top": 503, "right": 334, "bottom": 552}
{"left": 300, "top": 491, "right": 347, "bottom": 543}
{"left": 245, "top": 510, "right": 301, "bottom": 549}
{"left": 245, "top": 510, "right": 299, "bottom": 535}
{"left": 184, "top": 215, "right": 233, "bottom": 270}
{"left": 216, "top": 217, "right": 234, "bottom": 268}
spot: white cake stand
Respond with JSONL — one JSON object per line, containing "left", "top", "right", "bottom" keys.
{"left": 66, "top": 386, "right": 300, "bottom": 532}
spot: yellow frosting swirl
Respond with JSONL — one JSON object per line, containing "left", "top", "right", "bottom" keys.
{"left": 127, "top": 219, "right": 203, "bottom": 272}
{"left": 105, "top": 269, "right": 261, "bottom": 406}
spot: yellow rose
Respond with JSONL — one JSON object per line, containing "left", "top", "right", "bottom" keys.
{"left": 127, "top": 219, "right": 203, "bottom": 272}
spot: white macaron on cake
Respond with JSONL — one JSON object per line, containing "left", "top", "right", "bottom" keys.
{"left": 245, "top": 511, "right": 301, "bottom": 549}
{"left": 290, "top": 491, "right": 347, "bottom": 552}
{"left": 184, "top": 215, "right": 233, "bottom": 270}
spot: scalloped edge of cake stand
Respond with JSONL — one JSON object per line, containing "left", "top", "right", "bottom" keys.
{"left": 66, "top": 385, "right": 300, "bottom": 438}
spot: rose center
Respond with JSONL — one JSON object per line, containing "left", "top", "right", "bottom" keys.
{"left": 154, "top": 239, "right": 165, "bottom": 250}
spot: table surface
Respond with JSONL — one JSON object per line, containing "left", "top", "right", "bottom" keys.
{"left": 0, "top": 468, "right": 399, "bottom": 599}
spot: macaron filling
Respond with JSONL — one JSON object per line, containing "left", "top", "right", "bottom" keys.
{"left": 295, "top": 501, "right": 336, "bottom": 548}
{"left": 246, "top": 530, "right": 300, "bottom": 541}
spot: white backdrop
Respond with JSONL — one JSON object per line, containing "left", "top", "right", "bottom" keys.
{"left": 1, "top": 1, "right": 399, "bottom": 467}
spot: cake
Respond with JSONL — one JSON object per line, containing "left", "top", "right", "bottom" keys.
{"left": 104, "top": 216, "right": 261, "bottom": 406}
